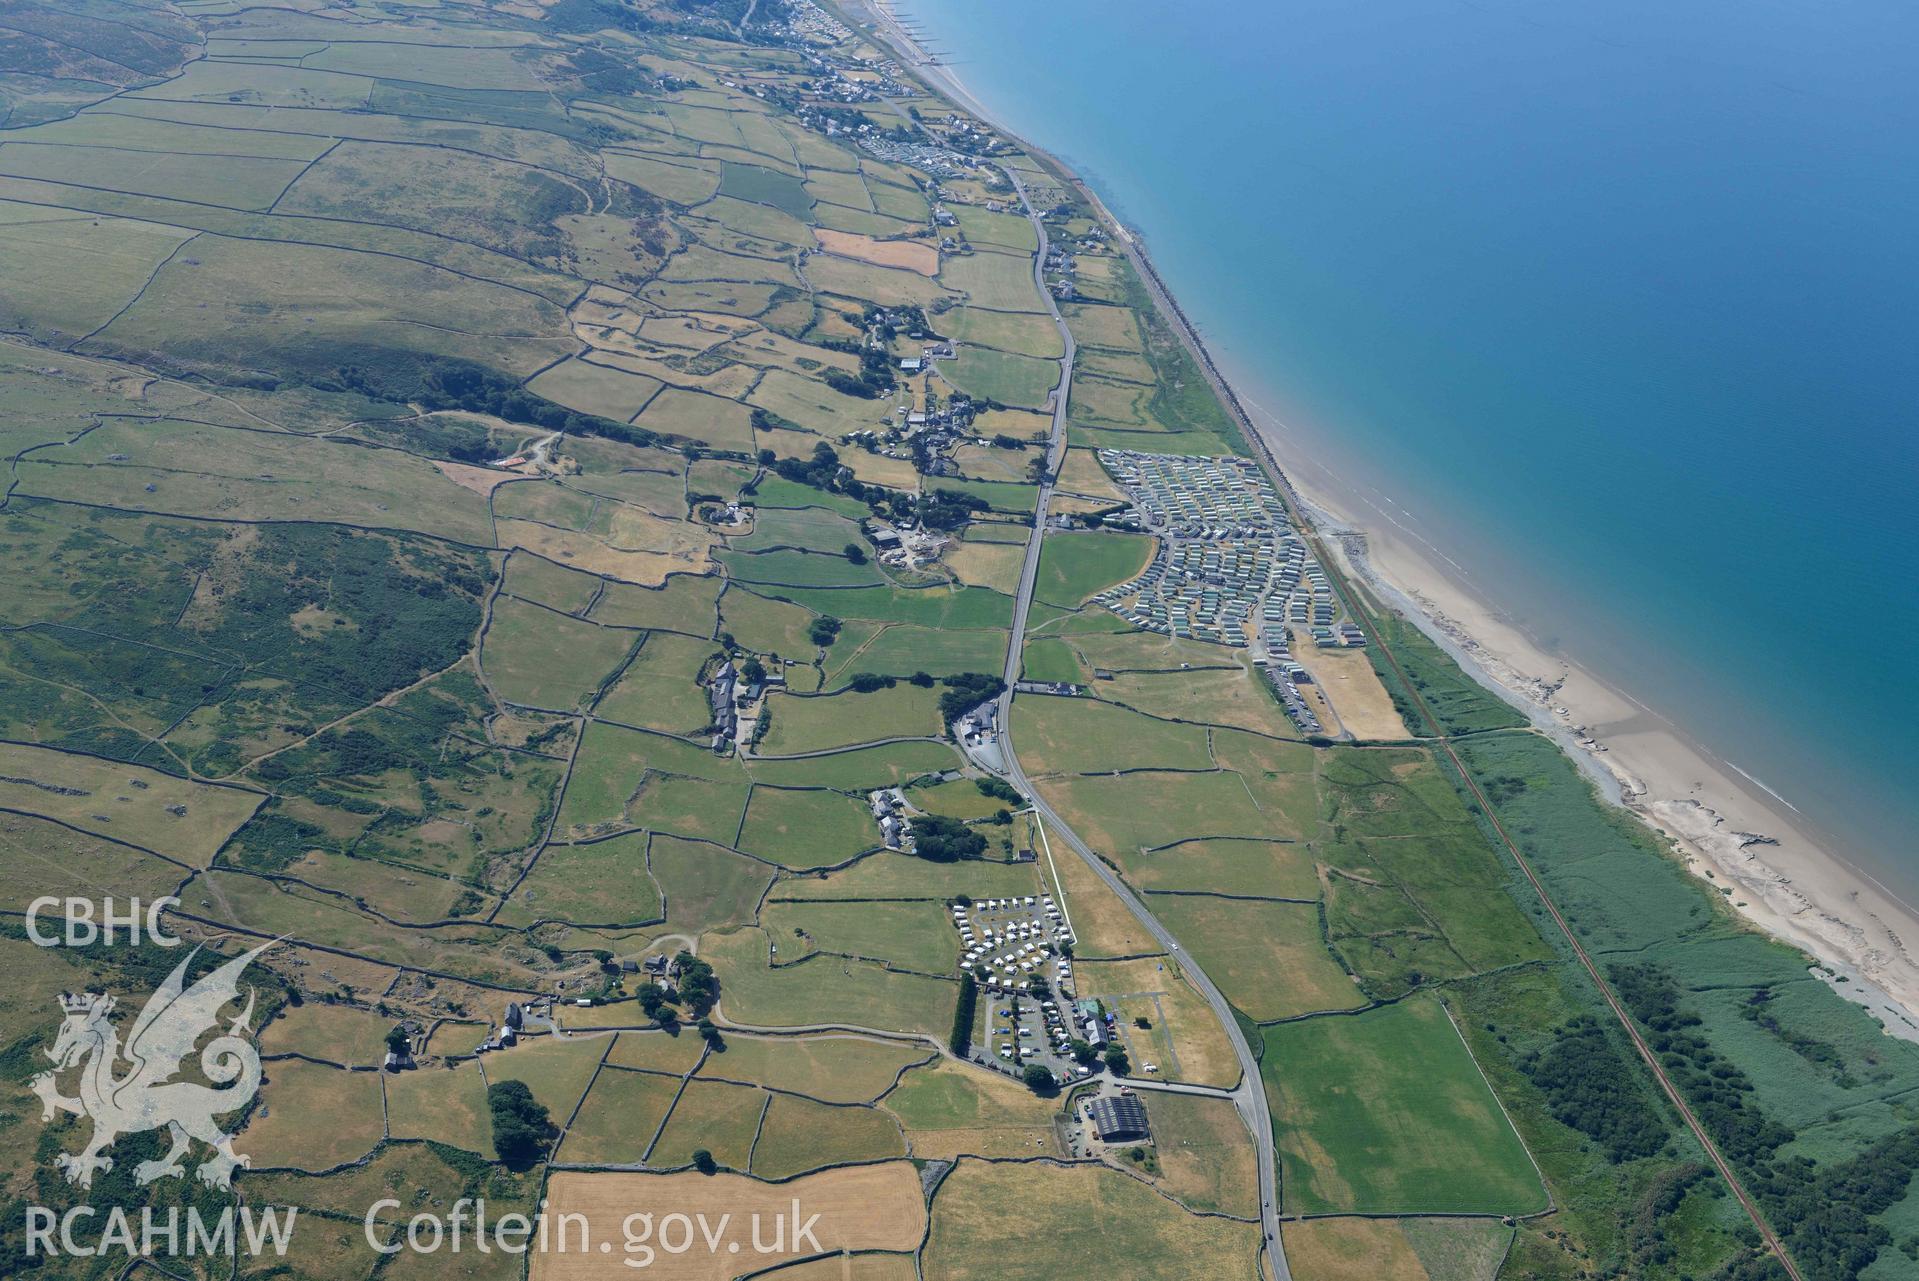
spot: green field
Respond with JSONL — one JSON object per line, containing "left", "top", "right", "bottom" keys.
{"left": 1263, "top": 995, "right": 1547, "bottom": 1216}
{"left": 1070, "top": 374, "right": 1160, "bottom": 427}
{"left": 702, "top": 928, "right": 957, "bottom": 1036}
{"left": 719, "top": 161, "right": 814, "bottom": 217}
{"left": 563, "top": 1068, "right": 682, "bottom": 1165}
{"left": 737, "top": 785, "right": 879, "bottom": 868}
{"left": 825, "top": 624, "right": 1009, "bottom": 685}
{"left": 745, "top": 740, "right": 965, "bottom": 789}
{"left": 1034, "top": 530, "right": 1155, "bottom": 607}
{"left": 759, "top": 898, "right": 958, "bottom": 975}
{"left": 481, "top": 1035, "right": 610, "bottom": 1132}
{"left": 0, "top": 212, "right": 197, "bottom": 342}
{"left": 608, "top": 1029, "right": 711, "bottom": 1075}
{"left": 809, "top": 253, "right": 953, "bottom": 307}
{"left": 750, "top": 476, "right": 875, "bottom": 520}
{"left": 607, "top": 151, "right": 721, "bottom": 203}
{"left": 505, "top": 553, "right": 603, "bottom": 614}
{"left": 1147, "top": 1092, "right": 1262, "bottom": 1218}
{"left": 750, "top": 367, "right": 890, "bottom": 437}
{"left": 1076, "top": 348, "right": 1157, "bottom": 385}
{"left": 89, "top": 235, "right": 571, "bottom": 387}
{"left": 950, "top": 205, "right": 1039, "bottom": 252}
{"left": 1121, "top": 837, "right": 1320, "bottom": 899}
{"left": 1019, "top": 635, "right": 1086, "bottom": 684}
{"left": 18, "top": 417, "right": 499, "bottom": 545}
{"left": 719, "top": 584, "right": 824, "bottom": 656}
{"left": 721, "top": 546, "right": 886, "bottom": 589}
{"left": 768, "top": 583, "right": 1016, "bottom": 630}
{"left": 595, "top": 630, "right": 715, "bottom": 735}
{"left": 508, "top": 832, "right": 661, "bottom": 926}
{"left": 1062, "top": 301, "right": 1146, "bottom": 352}
{"left": 942, "top": 306, "right": 1064, "bottom": 359}
{"left": 1314, "top": 746, "right": 1551, "bottom": 994}
{"left": 1148, "top": 895, "right": 1365, "bottom": 1022}
{"left": 587, "top": 575, "right": 721, "bottom": 636}
{"left": 930, "top": 475, "right": 1040, "bottom": 514}
{"left": 259, "top": 1002, "right": 395, "bottom": 1070}
{"left": 556, "top": 720, "right": 750, "bottom": 839}
{"left": 941, "top": 345, "right": 1059, "bottom": 409}
{"left": 1042, "top": 768, "right": 1281, "bottom": 856}
{"left": 939, "top": 249, "right": 1046, "bottom": 311}
{"left": 905, "top": 777, "right": 1015, "bottom": 821}
{"left": 494, "top": 479, "right": 598, "bottom": 530}
{"left": 883, "top": 1058, "right": 1059, "bottom": 1135}
{"left": 733, "top": 504, "right": 865, "bottom": 555}
{"left": 527, "top": 357, "right": 662, "bottom": 422}
{"left": 756, "top": 683, "right": 943, "bottom": 754}
{"left": 649, "top": 1077, "right": 766, "bottom": 1171}
{"left": 241, "top": 1060, "right": 384, "bottom": 1171}
{"left": 648, "top": 835, "right": 775, "bottom": 933}
{"left": 0, "top": 742, "right": 262, "bottom": 866}
{"left": 771, "top": 850, "right": 1042, "bottom": 903}
{"left": 750, "top": 1093, "right": 906, "bottom": 1178}
{"left": 482, "top": 595, "right": 637, "bottom": 710}
{"left": 635, "top": 387, "right": 758, "bottom": 452}
{"left": 1009, "top": 696, "right": 1212, "bottom": 775}
{"left": 700, "top": 1033, "right": 930, "bottom": 1104}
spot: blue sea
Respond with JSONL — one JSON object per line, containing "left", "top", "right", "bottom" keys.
{"left": 903, "top": 0, "right": 1919, "bottom": 897}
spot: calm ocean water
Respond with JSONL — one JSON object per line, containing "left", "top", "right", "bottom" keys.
{"left": 903, "top": 0, "right": 1919, "bottom": 894}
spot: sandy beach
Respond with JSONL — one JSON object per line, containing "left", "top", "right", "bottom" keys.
{"left": 850, "top": 0, "right": 1919, "bottom": 1038}
{"left": 1251, "top": 398, "right": 1919, "bottom": 1040}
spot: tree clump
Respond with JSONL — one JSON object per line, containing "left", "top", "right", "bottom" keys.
{"left": 487, "top": 1080, "right": 552, "bottom": 1168}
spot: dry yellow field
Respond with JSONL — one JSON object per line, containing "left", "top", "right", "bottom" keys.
{"left": 943, "top": 539, "right": 1026, "bottom": 592}
{"left": 434, "top": 458, "right": 517, "bottom": 495}
{"left": 1071, "top": 955, "right": 1240, "bottom": 1089}
{"left": 1041, "top": 820, "right": 1163, "bottom": 959}
{"left": 924, "top": 1159, "right": 1260, "bottom": 1281}
{"left": 1054, "top": 448, "right": 1127, "bottom": 502}
{"left": 1277, "top": 1218, "right": 1509, "bottom": 1281}
{"left": 840, "top": 447, "right": 924, "bottom": 490}
{"left": 238, "top": 1060, "right": 384, "bottom": 1171}
{"left": 1279, "top": 1218, "right": 1428, "bottom": 1281}
{"left": 879, "top": 1058, "right": 1063, "bottom": 1160}
{"left": 814, "top": 229, "right": 939, "bottom": 275}
{"left": 531, "top": 1165, "right": 926, "bottom": 1281}
{"left": 1289, "top": 641, "right": 1410, "bottom": 740}
{"left": 258, "top": 1001, "right": 394, "bottom": 1068}
{"left": 0, "top": 742, "right": 264, "bottom": 866}
{"left": 752, "top": 1253, "right": 917, "bottom": 1281}
{"left": 498, "top": 517, "right": 711, "bottom": 586}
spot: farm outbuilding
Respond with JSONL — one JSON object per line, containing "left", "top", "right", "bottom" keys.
{"left": 1089, "top": 1095, "right": 1150, "bottom": 1143}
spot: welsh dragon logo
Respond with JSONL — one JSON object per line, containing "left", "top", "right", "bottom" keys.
{"left": 31, "top": 941, "right": 272, "bottom": 1190}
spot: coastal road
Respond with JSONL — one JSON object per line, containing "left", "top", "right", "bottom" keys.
{"left": 991, "top": 167, "right": 1295, "bottom": 1281}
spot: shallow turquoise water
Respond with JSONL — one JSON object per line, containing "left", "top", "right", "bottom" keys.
{"left": 906, "top": 0, "right": 1919, "bottom": 894}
